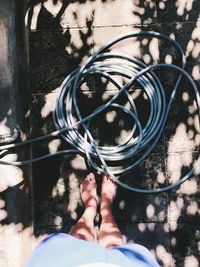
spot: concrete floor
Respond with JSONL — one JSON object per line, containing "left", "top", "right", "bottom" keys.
{"left": 28, "top": 2, "right": 200, "bottom": 266}
{"left": 0, "top": 1, "right": 200, "bottom": 267}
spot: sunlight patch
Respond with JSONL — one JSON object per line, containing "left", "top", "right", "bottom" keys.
{"left": 48, "top": 139, "right": 61, "bottom": 153}
{"left": 156, "top": 245, "right": 174, "bottom": 266}
{"left": 192, "top": 65, "right": 200, "bottom": 80}
{"left": 149, "top": 38, "right": 159, "bottom": 62}
{"left": 175, "top": 0, "right": 194, "bottom": 16}
{"left": 41, "top": 89, "right": 59, "bottom": 118}
{"left": 167, "top": 123, "right": 195, "bottom": 153}
{"left": 184, "top": 255, "right": 199, "bottom": 267}
{"left": 178, "top": 179, "right": 198, "bottom": 195}
{"left": 186, "top": 201, "right": 198, "bottom": 216}
{"left": 146, "top": 204, "right": 155, "bottom": 219}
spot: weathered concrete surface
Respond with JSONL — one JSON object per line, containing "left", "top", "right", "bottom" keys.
{"left": 27, "top": 1, "right": 200, "bottom": 266}
{"left": 1, "top": 0, "right": 200, "bottom": 266}
{"left": 0, "top": 1, "right": 33, "bottom": 267}
{"left": 0, "top": 1, "right": 18, "bottom": 142}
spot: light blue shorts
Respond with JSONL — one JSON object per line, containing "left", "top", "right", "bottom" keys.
{"left": 25, "top": 233, "right": 159, "bottom": 267}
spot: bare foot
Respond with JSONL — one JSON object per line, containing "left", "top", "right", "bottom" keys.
{"left": 69, "top": 173, "right": 98, "bottom": 241}
{"left": 80, "top": 173, "right": 98, "bottom": 210}
{"left": 101, "top": 174, "right": 117, "bottom": 207}
{"left": 98, "top": 175, "right": 124, "bottom": 248}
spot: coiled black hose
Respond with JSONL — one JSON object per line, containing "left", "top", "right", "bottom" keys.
{"left": 0, "top": 31, "right": 199, "bottom": 193}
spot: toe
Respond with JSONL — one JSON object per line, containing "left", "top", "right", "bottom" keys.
{"left": 87, "top": 173, "right": 96, "bottom": 184}
{"left": 80, "top": 173, "right": 97, "bottom": 191}
{"left": 102, "top": 174, "right": 108, "bottom": 182}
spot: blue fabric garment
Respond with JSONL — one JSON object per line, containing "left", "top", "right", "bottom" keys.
{"left": 25, "top": 233, "right": 159, "bottom": 267}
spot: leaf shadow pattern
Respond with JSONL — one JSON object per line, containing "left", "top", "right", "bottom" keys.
{"left": 0, "top": 1, "right": 199, "bottom": 266}
{"left": 27, "top": 1, "right": 200, "bottom": 266}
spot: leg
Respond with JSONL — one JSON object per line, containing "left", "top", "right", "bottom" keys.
{"left": 98, "top": 175, "right": 124, "bottom": 248}
{"left": 69, "top": 173, "right": 98, "bottom": 242}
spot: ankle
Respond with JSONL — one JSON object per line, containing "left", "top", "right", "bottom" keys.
{"left": 83, "top": 206, "right": 97, "bottom": 220}
{"left": 100, "top": 199, "right": 112, "bottom": 210}
{"left": 100, "top": 203, "right": 113, "bottom": 220}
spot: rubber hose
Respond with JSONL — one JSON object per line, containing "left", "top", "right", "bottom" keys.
{"left": 0, "top": 31, "right": 199, "bottom": 193}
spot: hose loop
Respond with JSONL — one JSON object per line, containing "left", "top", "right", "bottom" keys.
{"left": 0, "top": 31, "right": 199, "bottom": 193}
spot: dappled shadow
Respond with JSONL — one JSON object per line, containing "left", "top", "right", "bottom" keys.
{"left": 0, "top": 0, "right": 29, "bottom": 141}
{"left": 28, "top": 1, "right": 93, "bottom": 93}
{"left": 0, "top": 0, "right": 200, "bottom": 266}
